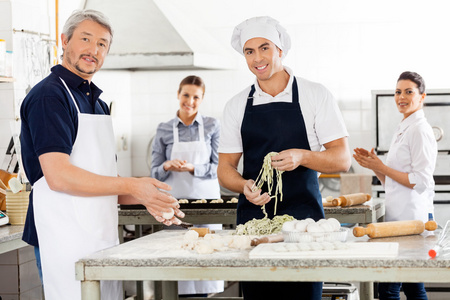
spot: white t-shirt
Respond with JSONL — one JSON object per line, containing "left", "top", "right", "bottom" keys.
{"left": 219, "top": 67, "right": 349, "bottom": 153}
{"left": 384, "top": 109, "right": 436, "bottom": 222}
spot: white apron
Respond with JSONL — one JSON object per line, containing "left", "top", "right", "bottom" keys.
{"left": 165, "top": 118, "right": 223, "bottom": 294}
{"left": 165, "top": 118, "right": 221, "bottom": 200}
{"left": 384, "top": 128, "right": 434, "bottom": 223}
{"left": 33, "top": 78, "right": 122, "bottom": 300}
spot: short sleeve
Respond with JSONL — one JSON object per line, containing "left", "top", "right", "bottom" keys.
{"left": 219, "top": 88, "right": 250, "bottom": 153}
{"left": 26, "top": 95, "right": 77, "bottom": 157}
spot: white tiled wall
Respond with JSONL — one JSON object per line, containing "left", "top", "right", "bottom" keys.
{"left": 2, "top": 1, "right": 450, "bottom": 178}
{"left": 127, "top": 68, "right": 253, "bottom": 176}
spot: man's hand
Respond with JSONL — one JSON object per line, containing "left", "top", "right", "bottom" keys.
{"left": 270, "top": 149, "right": 305, "bottom": 171}
{"left": 243, "top": 179, "right": 271, "bottom": 206}
{"left": 130, "top": 177, "right": 184, "bottom": 226}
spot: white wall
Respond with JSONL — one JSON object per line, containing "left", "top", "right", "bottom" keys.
{"left": 0, "top": 0, "right": 51, "bottom": 173}
{"left": 2, "top": 0, "right": 450, "bottom": 177}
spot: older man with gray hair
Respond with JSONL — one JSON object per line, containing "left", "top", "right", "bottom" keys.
{"left": 20, "top": 9, "right": 184, "bottom": 300}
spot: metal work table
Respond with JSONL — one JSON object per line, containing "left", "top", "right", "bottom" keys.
{"left": 118, "top": 198, "right": 385, "bottom": 299}
{"left": 76, "top": 229, "right": 449, "bottom": 300}
{"left": 118, "top": 198, "right": 385, "bottom": 227}
{"left": 0, "top": 225, "right": 27, "bottom": 254}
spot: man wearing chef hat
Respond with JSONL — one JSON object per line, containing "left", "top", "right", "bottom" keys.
{"left": 218, "top": 16, "right": 351, "bottom": 299}
{"left": 20, "top": 9, "right": 183, "bottom": 300}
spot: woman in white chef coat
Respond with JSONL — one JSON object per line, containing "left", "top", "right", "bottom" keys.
{"left": 354, "top": 71, "right": 436, "bottom": 300}
{"left": 151, "top": 75, "right": 224, "bottom": 297}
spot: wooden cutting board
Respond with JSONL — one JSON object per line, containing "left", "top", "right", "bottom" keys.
{"left": 249, "top": 242, "right": 399, "bottom": 259}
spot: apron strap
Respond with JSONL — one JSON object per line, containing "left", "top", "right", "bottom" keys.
{"left": 173, "top": 115, "right": 205, "bottom": 143}
{"left": 59, "top": 77, "right": 81, "bottom": 114}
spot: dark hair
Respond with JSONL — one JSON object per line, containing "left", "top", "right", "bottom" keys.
{"left": 178, "top": 76, "right": 205, "bottom": 95}
{"left": 397, "top": 71, "right": 425, "bottom": 94}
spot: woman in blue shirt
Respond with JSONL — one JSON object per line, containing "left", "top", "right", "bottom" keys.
{"left": 151, "top": 75, "right": 223, "bottom": 296}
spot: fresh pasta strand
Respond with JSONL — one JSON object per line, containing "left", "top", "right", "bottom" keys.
{"left": 252, "top": 152, "right": 284, "bottom": 217}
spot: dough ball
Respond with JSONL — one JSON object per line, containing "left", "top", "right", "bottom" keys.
{"left": 229, "top": 235, "right": 252, "bottom": 250}
{"left": 210, "top": 238, "right": 225, "bottom": 250}
{"left": 294, "top": 220, "right": 308, "bottom": 232}
{"left": 196, "top": 241, "right": 214, "bottom": 254}
{"left": 316, "top": 219, "right": 328, "bottom": 225}
{"left": 184, "top": 230, "right": 199, "bottom": 241}
{"left": 320, "top": 222, "right": 334, "bottom": 233}
{"left": 304, "top": 218, "right": 315, "bottom": 224}
{"left": 282, "top": 220, "right": 296, "bottom": 232}
{"left": 162, "top": 208, "right": 174, "bottom": 220}
{"left": 326, "top": 218, "right": 341, "bottom": 232}
{"left": 182, "top": 241, "right": 198, "bottom": 250}
{"left": 306, "top": 223, "right": 324, "bottom": 233}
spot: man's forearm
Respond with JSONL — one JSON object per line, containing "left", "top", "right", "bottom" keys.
{"left": 301, "top": 147, "right": 351, "bottom": 174}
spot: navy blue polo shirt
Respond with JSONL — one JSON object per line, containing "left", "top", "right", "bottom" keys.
{"left": 20, "top": 65, "right": 110, "bottom": 247}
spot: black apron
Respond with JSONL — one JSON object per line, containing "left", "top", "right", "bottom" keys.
{"left": 238, "top": 77, "right": 323, "bottom": 300}
{"left": 237, "top": 77, "right": 324, "bottom": 225}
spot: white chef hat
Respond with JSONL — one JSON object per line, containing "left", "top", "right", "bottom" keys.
{"left": 231, "top": 16, "right": 291, "bottom": 59}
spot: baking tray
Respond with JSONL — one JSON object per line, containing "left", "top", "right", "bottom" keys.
{"left": 120, "top": 198, "right": 238, "bottom": 210}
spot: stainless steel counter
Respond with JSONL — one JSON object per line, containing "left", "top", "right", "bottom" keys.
{"left": 76, "top": 229, "right": 449, "bottom": 300}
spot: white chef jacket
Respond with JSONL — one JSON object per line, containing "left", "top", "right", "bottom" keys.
{"left": 384, "top": 109, "right": 437, "bottom": 222}
{"left": 219, "top": 66, "right": 348, "bottom": 154}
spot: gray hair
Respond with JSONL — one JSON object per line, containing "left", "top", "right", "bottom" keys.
{"left": 61, "top": 9, "right": 113, "bottom": 56}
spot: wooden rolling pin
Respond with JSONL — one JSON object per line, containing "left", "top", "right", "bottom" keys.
{"left": 353, "top": 220, "right": 438, "bottom": 238}
{"left": 251, "top": 234, "right": 284, "bottom": 246}
{"left": 332, "top": 193, "right": 371, "bottom": 207}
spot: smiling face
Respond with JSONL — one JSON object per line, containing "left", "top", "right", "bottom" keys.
{"left": 177, "top": 84, "right": 204, "bottom": 122}
{"left": 243, "top": 37, "right": 284, "bottom": 82}
{"left": 61, "top": 19, "right": 111, "bottom": 81}
{"left": 395, "top": 79, "right": 426, "bottom": 119}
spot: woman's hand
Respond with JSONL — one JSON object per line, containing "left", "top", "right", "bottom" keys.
{"left": 243, "top": 179, "right": 271, "bottom": 206}
{"left": 353, "top": 148, "right": 384, "bottom": 172}
{"left": 178, "top": 162, "right": 194, "bottom": 173}
{"left": 163, "top": 159, "right": 192, "bottom": 172}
